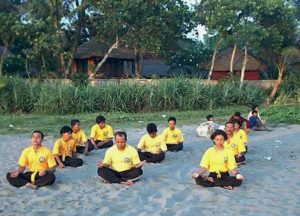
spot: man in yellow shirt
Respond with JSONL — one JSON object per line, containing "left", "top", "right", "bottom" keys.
{"left": 97, "top": 131, "right": 144, "bottom": 186}
{"left": 162, "top": 117, "right": 184, "bottom": 152}
{"left": 6, "top": 131, "right": 56, "bottom": 189}
{"left": 192, "top": 130, "right": 244, "bottom": 190}
{"left": 71, "top": 119, "right": 94, "bottom": 156}
{"left": 233, "top": 120, "right": 248, "bottom": 152}
{"left": 90, "top": 116, "right": 114, "bottom": 149}
{"left": 53, "top": 126, "right": 83, "bottom": 168}
{"left": 137, "top": 123, "right": 167, "bottom": 163}
{"left": 224, "top": 122, "right": 246, "bottom": 164}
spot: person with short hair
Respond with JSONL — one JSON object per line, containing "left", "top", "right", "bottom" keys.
{"left": 53, "top": 126, "right": 83, "bottom": 168}
{"left": 137, "top": 123, "right": 167, "bottom": 163}
{"left": 6, "top": 131, "right": 56, "bottom": 189}
{"left": 71, "top": 119, "right": 94, "bottom": 156}
{"left": 90, "top": 116, "right": 114, "bottom": 149}
{"left": 229, "top": 112, "right": 251, "bottom": 134}
{"left": 196, "top": 114, "right": 220, "bottom": 137}
{"left": 233, "top": 120, "right": 248, "bottom": 152}
{"left": 162, "top": 117, "right": 184, "bottom": 152}
{"left": 97, "top": 131, "right": 143, "bottom": 186}
{"left": 249, "top": 111, "right": 269, "bottom": 131}
{"left": 224, "top": 122, "right": 246, "bottom": 164}
{"left": 192, "top": 130, "right": 244, "bottom": 190}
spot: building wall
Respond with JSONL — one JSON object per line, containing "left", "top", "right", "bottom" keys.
{"left": 212, "top": 70, "right": 260, "bottom": 80}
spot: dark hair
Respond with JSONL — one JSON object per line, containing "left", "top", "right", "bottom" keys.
{"left": 225, "top": 121, "right": 234, "bottom": 127}
{"left": 233, "top": 120, "right": 242, "bottom": 127}
{"left": 32, "top": 130, "right": 44, "bottom": 139}
{"left": 234, "top": 112, "right": 241, "bottom": 117}
{"left": 115, "top": 131, "right": 127, "bottom": 140}
{"left": 206, "top": 114, "right": 214, "bottom": 121}
{"left": 252, "top": 110, "right": 258, "bottom": 114}
{"left": 251, "top": 105, "right": 259, "bottom": 111}
{"left": 71, "top": 119, "right": 80, "bottom": 127}
{"left": 210, "top": 129, "right": 228, "bottom": 141}
{"left": 168, "top": 116, "right": 176, "bottom": 123}
{"left": 96, "top": 115, "right": 106, "bottom": 123}
{"left": 147, "top": 123, "right": 158, "bottom": 133}
{"left": 60, "top": 125, "right": 72, "bottom": 135}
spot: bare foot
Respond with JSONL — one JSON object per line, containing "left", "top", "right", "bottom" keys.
{"left": 223, "top": 185, "right": 233, "bottom": 190}
{"left": 25, "top": 183, "right": 37, "bottom": 189}
{"left": 204, "top": 176, "right": 214, "bottom": 183}
{"left": 121, "top": 180, "right": 134, "bottom": 186}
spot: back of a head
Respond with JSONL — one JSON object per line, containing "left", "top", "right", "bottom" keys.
{"left": 252, "top": 105, "right": 259, "bottom": 111}
{"left": 147, "top": 123, "right": 158, "bottom": 133}
{"left": 234, "top": 112, "right": 241, "bottom": 117}
{"left": 60, "top": 125, "right": 72, "bottom": 135}
{"left": 206, "top": 114, "right": 214, "bottom": 121}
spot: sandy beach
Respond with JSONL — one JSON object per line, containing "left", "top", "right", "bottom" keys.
{"left": 0, "top": 124, "right": 299, "bottom": 216}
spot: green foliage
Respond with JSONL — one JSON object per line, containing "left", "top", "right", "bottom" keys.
{"left": 0, "top": 77, "right": 270, "bottom": 114}
{"left": 70, "top": 73, "right": 90, "bottom": 88}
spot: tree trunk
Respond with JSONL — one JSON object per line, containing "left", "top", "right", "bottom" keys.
{"left": 268, "top": 63, "right": 284, "bottom": 103}
{"left": 0, "top": 43, "right": 8, "bottom": 76}
{"left": 240, "top": 46, "right": 247, "bottom": 88}
{"left": 134, "top": 48, "right": 143, "bottom": 78}
{"left": 208, "top": 37, "right": 223, "bottom": 81}
{"left": 92, "top": 40, "right": 118, "bottom": 76}
{"left": 65, "top": 0, "right": 86, "bottom": 76}
{"left": 229, "top": 44, "right": 237, "bottom": 76}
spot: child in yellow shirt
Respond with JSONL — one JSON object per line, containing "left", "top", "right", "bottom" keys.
{"left": 162, "top": 117, "right": 184, "bottom": 152}
{"left": 53, "top": 126, "right": 83, "bottom": 168}
{"left": 137, "top": 123, "right": 167, "bottom": 163}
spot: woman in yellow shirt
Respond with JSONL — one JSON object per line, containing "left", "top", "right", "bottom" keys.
{"left": 6, "top": 131, "right": 56, "bottom": 189}
{"left": 137, "top": 123, "right": 167, "bottom": 163}
{"left": 53, "top": 126, "right": 83, "bottom": 168}
{"left": 162, "top": 117, "right": 184, "bottom": 152}
{"left": 97, "top": 131, "right": 144, "bottom": 186}
{"left": 233, "top": 120, "right": 248, "bottom": 152}
{"left": 192, "top": 130, "right": 244, "bottom": 190}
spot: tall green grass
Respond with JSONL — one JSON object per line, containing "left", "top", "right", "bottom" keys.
{"left": 0, "top": 77, "right": 270, "bottom": 114}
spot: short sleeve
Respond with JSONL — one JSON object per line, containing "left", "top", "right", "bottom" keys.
{"left": 160, "top": 138, "right": 167, "bottom": 152}
{"left": 90, "top": 125, "right": 97, "bottom": 138}
{"left": 108, "top": 126, "right": 114, "bottom": 139}
{"left": 226, "top": 151, "right": 237, "bottom": 170}
{"left": 131, "top": 149, "right": 141, "bottom": 165}
{"left": 52, "top": 140, "right": 60, "bottom": 155}
{"left": 18, "top": 149, "right": 28, "bottom": 167}
{"left": 137, "top": 136, "right": 145, "bottom": 150}
{"left": 162, "top": 128, "right": 168, "bottom": 142}
{"left": 238, "top": 140, "right": 246, "bottom": 154}
{"left": 81, "top": 130, "right": 88, "bottom": 143}
{"left": 47, "top": 152, "right": 57, "bottom": 168}
{"left": 199, "top": 149, "right": 210, "bottom": 169}
{"left": 103, "top": 150, "right": 112, "bottom": 166}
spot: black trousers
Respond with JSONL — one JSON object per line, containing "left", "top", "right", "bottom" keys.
{"left": 6, "top": 171, "right": 55, "bottom": 188}
{"left": 235, "top": 155, "right": 246, "bottom": 164}
{"left": 95, "top": 140, "right": 113, "bottom": 149}
{"left": 166, "top": 142, "right": 183, "bottom": 152}
{"left": 138, "top": 151, "right": 165, "bottom": 163}
{"left": 195, "top": 172, "right": 242, "bottom": 188}
{"left": 57, "top": 156, "right": 83, "bottom": 167}
{"left": 97, "top": 166, "right": 143, "bottom": 184}
{"left": 76, "top": 139, "right": 95, "bottom": 153}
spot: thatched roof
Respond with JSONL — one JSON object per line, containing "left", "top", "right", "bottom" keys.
{"left": 74, "top": 38, "right": 135, "bottom": 60}
{"left": 203, "top": 47, "right": 266, "bottom": 72}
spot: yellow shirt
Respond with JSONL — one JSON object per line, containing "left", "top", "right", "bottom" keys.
{"left": 90, "top": 124, "right": 114, "bottom": 141}
{"left": 234, "top": 129, "right": 248, "bottom": 144}
{"left": 103, "top": 144, "right": 141, "bottom": 172}
{"left": 162, "top": 127, "right": 184, "bottom": 145}
{"left": 52, "top": 138, "right": 76, "bottom": 157}
{"left": 200, "top": 147, "right": 237, "bottom": 173}
{"left": 18, "top": 146, "right": 57, "bottom": 172}
{"left": 224, "top": 135, "right": 246, "bottom": 156}
{"left": 137, "top": 134, "right": 167, "bottom": 154}
{"left": 72, "top": 129, "right": 88, "bottom": 146}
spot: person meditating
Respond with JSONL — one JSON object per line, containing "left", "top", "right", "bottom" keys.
{"left": 224, "top": 122, "right": 246, "bottom": 164}
{"left": 162, "top": 117, "right": 184, "bottom": 152}
{"left": 7, "top": 131, "right": 56, "bottom": 189}
{"left": 97, "top": 131, "right": 143, "bottom": 186}
{"left": 90, "top": 115, "right": 114, "bottom": 149}
{"left": 192, "top": 130, "right": 244, "bottom": 190}
{"left": 137, "top": 123, "right": 167, "bottom": 163}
